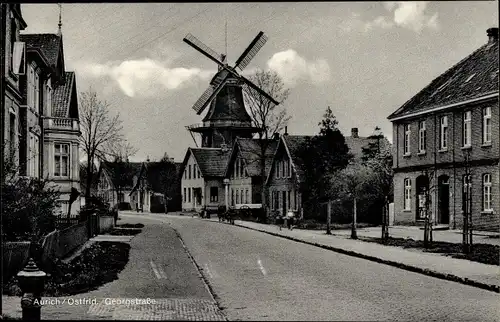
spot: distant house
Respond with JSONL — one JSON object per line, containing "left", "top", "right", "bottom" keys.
{"left": 180, "top": 147, "right": 230, "bottom": 212}
{"left": 266, "top": 129, "right": 373, "bottom": 218}
{"left": 224, "top": 138, "right": 278, "bottom": 207}
{"left": 129, "top": 160, "right": 182, "bottom": 213}
{"left": 98, "top": 160, "right": 142, "bottom": 209}
{"left": 387, "top": 27, "right": 499, "bottom": 231}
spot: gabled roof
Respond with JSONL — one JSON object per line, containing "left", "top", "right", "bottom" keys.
{"left": 388, "top": 30, "right": 499, "bottom": 120}
{"left": 224, "top": 138, "right": 278, "bottom": 178}
{"left": 181, "top": 147, "right": 230, "bottom": 178}
{"left": 20, "top": 33, "right": 62, "bottom": 68}
{"left": 101, "top": 161, "right": 143, "bottom": 189}
{"left": 52, "top": 71, "right": 77, "bottom": 118}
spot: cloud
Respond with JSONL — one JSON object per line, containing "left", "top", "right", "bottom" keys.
{"left": 384, "top": 2, "right": 439, "bottom": 32}
{"left": 76, "top": 59, "right": 215, "bottom": 98}
{"left": 364, "top": 16, "right": 394, "bottom": 31}
{"left": 266, "top": 49, "right": 331, "bottom": 86}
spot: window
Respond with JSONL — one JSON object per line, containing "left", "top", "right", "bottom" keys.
{"left": 276, "top": 161, "right": 280, "bottom": 178}
{"left": 54, "top": 143, "right": 69, "bottom": 177}
{"left": 9, "top": 18, "right": 16, "bottom": 71}
{"left": 270, "top": 191, "right": 274, "bottom": 210}
{"left": 288, "top": 160, "right": 293, "bottom": 178}
{"left": 197, "top": 168, "right": 201, "bottom": 178}
{"left": 188, "top": 187, "right": 191, "bottom": 203}
{"left": 404, "top": 124, "right": 411, "bottom": 155}
{"left": 45, "top": 80, "right": 52, "bottom": 115}
{"left": 34, "top": 137, "right": 39, "bottom": 177}
{"left": 245, "top": 189, "right": 249, "bottom": 204}
{"left": 188, "top": 165, "right": 191, "bottom": 179}
{"left": 439, "top": 116, "right": 448, "bottom": 150}
{"left": 404, "top": 178, "right": 411, "bottom": 210}
{"left": 184, "top": 169, "right": 187, "bottom": 180}
{"left": 28, "top": 66, "right": 34, "bottom": 107}
{"left": 462, "top": 111, "right": 471, "bottom": 147}
{"left": 210, "top": 187, "right": 218, "bottom": 202}
{"left": 240, "top": 159, "right": 245, "bottom": 178}
{"left": 236, "top": 189, "right": 240, "bottom": 204}
{"left": 483, "top": 174, "right": 492, "bottom": 211}
{"left": 288, "top": 191, "right": 291, "bottom": 210}
{"left": 418, "top": 121, "right": 426, "bottom": 153}
{"left": 231, "top": 189, "right": 235, "bottom": 206}
{"left": 183, "top": 188, "right": 186, "bottom": 202}
{"left": 34, "top": 71, "right": 39, "bottom": 111}
{"left": 281, "top": 160, "right": 285, "bottom": 177}
{"left": 294, "top": 190, "right": 298, "bottom": 210}
{"left": 483, "top": 107, "right": 491, "bottom": 144}
{"left": 193, "top": 164, "right": 196, "bottom": 179}
{"left": 274, "top": 191, "right": 279, "bottom": 210}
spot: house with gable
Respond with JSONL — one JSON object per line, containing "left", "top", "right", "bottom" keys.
{"left": 266, "top": 128, "right": 373, "bottom": 218}
{"left": 387, "top": 28, "right": 499, "bottom": 231}
{"left": 18, "top": 29, "right": 82, "bottom": 215}
{"left": 98, "top": 160, "right": 142, "bottom": 209}
{"left": 224, "top": 137, "right": 278, "bottom": 207}
{"left": 180, "top": 147, "right": 230, "bottom": 212}
{"left": 129, "top": 159, "right": 182, "bottom": 213}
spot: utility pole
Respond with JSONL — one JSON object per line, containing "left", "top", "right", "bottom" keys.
{"left": 423, "top": 170, "right": 434, "bottom": 248}
{"left": 326, "top": 200, "right": 332, "bottom": 235}
{"left": 351, "top": 196, "right": 358, "bottom": 239}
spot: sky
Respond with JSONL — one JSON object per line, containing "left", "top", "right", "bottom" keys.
{"left": 21, "top": 2, "right": 499, "bottom": 162}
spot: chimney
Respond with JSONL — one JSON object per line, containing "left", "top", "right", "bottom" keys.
{"left": 487, "top": 27, "right": 499, "bottom": 44}
{"left": 351, "top": 128, "right": 359, "bottom": 138}
{"left": 284, "top": 126, "right": 288, "bottom": 136}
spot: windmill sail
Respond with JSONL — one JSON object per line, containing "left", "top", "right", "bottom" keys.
{"left": 183, "top": 34, "right": 224, "bottom": 67}
{"left": 192, "top": 73, "right": 230, "bottom": 114}
{"left": 234, "top": 31, "right": 268, "bottom": 71}
{"left": 240, "top": 74, "right": 279, "bottom": 105}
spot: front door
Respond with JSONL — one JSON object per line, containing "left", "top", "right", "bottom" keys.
{"left": 438, "top": 176, "right": 450, "bottom": 224}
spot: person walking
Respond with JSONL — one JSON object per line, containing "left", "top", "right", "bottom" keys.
{"left": 275, "top": 212, "right": 283, "bottom": 230}
{"left": 286, "top": 210, "right": 295, "bottom": 230}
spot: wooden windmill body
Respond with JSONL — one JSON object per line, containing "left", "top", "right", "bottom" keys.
{"left": 184, "top": 32, "right": 279, "bottom": 148}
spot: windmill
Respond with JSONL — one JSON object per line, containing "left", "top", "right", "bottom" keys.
{"left": 183, "top": 31, "right": 279, "bottom": 148}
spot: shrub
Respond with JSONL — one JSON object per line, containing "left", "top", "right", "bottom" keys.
{"left": 1, "top": 158, "right": 61, "bottom": 242}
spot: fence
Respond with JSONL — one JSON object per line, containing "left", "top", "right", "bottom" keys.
{"left": 56, "top": 215, "right": 80, "bottom": 229}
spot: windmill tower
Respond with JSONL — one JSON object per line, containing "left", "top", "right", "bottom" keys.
{"left": 183, "top": 32, "right": 279, "bottom": 148}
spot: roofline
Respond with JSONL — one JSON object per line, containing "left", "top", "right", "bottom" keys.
{"left": 223, "top": 139, "right": 240, "bottom": 178}
{"left": 265, "top": 136, "right": 302, "bottom": 185}
{"left": 388, "top": 92, "right": 499, "bottom": 122}
{"left": 26, "top": 48, "right": 51, "bottom": 69}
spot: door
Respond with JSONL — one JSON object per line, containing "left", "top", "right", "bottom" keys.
{"left": 438, "top": 176, "right": 450, "bottom": 224}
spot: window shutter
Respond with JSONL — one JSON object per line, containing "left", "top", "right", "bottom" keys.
{"left": 13, "top": 42, "right": 25, "bottom": 75}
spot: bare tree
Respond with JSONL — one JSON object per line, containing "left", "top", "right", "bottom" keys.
{"left": 242, "top": 69, "right": 290, "bottom": 219}
{"left": 105, "top": 140, "right": 138, "bottom": 162}
{"left": 79, "top": 89, "right": 124, "bottom": 199}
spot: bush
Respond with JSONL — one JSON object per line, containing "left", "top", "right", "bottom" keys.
{"left": 1, "top": 159, "right": 61, "bottom": 242}
{"left": 117, "top": 202, "right": 131, "bottom": 210}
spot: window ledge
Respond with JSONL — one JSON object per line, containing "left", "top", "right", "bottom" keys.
{"left": 461, "top": 145, "right": 472, "bottom": 150}
{"left": 403, "top": 153, "right": 411, "bottom": 158}
{"left": 481, "top": 210, "right": 495, "bottom": 215}
{"left": 417, "top": 151, "right": 426, "bottom": 156}
{"left": 438, "top": 148, "right": 448, "bottom": 153}
{"left": 403, "top": 209, "right": 412, "bottom": 212}
{"left": 481, "top": 142, "right": 492, "bottom": 148}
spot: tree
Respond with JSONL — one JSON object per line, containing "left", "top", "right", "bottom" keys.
{"left": 333, "top": 164, "right": 374, "bottom": 239}
{"left": 361, "top": 126, "right": 385, "bottom": 162}
{"left": 297, "top": 107, "right": 352, "bottom": 223}
{"left": 155, "top": 153, "right": 178, "bottom": 213}
{"left": 243, "top": 69, "right": 290, "bottom": 218}
{"left": 362, "top": 127, "right": 393, "bottom": 240}
{"left": 79, "top": 89, "right": 124, "bottom": 200}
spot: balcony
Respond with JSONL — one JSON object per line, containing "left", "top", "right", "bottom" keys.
{"left": 44, "top": 117, "right": 80, "bottom": 131}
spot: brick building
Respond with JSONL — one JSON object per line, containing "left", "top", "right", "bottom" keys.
{"left": 388, "top": 28, "right": 499, "bottom": 231}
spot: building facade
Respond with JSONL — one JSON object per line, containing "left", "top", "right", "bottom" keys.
{"left": 224, "top": 138, "right": 278, "bottom": 207}
{"left": 388, "top": 28, "right": 499, "bottom": 231}
{"left": 2, "top": 4, "right": 27, "bottom": 169}
{"left": 180, "top": 147, "right": 229, "bottom": 212}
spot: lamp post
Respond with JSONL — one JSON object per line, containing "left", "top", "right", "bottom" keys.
{"left": 17, "top": 258, "right": 47, "bottom": 320}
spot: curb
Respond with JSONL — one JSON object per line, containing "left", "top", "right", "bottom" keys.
{"left": 172, "top": 228, "right": 229, "bottom": 321}
{"left": 227, "top": 222, "right": 500, "bottom": 294}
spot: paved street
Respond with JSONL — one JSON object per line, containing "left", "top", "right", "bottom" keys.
{"left": 2, "top": 215, "right": 225, "bottom": 320}
{"left": 124, "top": 212, "right": 500, "bottom": 322}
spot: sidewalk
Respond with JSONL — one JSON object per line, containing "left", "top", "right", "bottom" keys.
{"left": 208, "top": 218, "right": 500, "bottom": 293}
